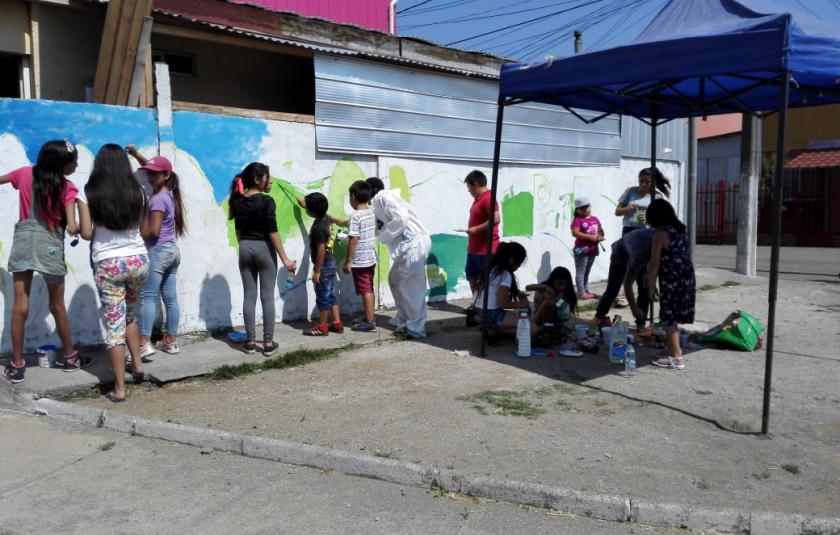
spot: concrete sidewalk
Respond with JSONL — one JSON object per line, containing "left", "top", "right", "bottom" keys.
{"left": 0, "top": 303, "right": 467, "bottom": 398}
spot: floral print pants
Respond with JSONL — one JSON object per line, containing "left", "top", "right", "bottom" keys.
{"left": 94, "top": 254, "right": 149, "bottom": 349}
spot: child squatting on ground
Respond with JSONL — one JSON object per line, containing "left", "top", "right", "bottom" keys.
{"left": 1, "top": 140, "right": 91, "bottom": 383}
{"left": 331, "top": 180, "right": 378, "bottom": 332}
{"left": 525, "top": 266, "right": 578, "bottom": 330}
{"left": 473, "top": 241, "right": 536, "bottom": 345}
{"left": 646, "top": 199, "right": 696, "bottom": 370}
{"left": 301, "top": 192, "right": 343, "bottom": 336}
{"left": 570, "top": 196, "right": 604, "bottom": 300}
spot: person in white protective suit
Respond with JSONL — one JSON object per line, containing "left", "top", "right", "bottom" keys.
{"left": 366, "top": 177, "right": 432, "bottom": 338}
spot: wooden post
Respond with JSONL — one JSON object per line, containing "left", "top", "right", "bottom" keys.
{"left": 92, "top": 0, "right": 123, "bottom": 103}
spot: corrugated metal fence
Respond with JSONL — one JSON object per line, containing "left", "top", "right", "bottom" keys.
{"left": 314, "top": 54, "right": 622, "bottom": 166}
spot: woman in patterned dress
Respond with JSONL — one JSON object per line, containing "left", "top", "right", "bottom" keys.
{"left": 645, "top": 199, "right": 695, "bottom": 370}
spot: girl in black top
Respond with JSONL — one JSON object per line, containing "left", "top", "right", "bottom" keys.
{"left": 228, "top": 162, "right": 296, "bottom": 355}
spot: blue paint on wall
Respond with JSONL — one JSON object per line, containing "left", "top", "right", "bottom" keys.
{"left": 173, "top": 111, "right": 267, "bottom": 202}
{"left": 0, "top": 98, "right": 157, "bottom": 163}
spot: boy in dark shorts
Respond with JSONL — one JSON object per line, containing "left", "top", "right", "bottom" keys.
{"left": 336, "top": 180, "right": 377, "bottom": 332}
{"left": 301, "top": 192, "right": 343, "bottom": 336}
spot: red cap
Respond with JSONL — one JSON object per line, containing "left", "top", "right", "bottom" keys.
{"left": 140, "top": 156, "right": 173, "bottom": 174}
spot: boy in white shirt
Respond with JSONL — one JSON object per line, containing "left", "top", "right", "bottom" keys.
{"left": 336, "top": 180, "right": 378, "bottom": 332}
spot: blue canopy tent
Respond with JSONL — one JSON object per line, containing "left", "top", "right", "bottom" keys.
{"left": 481, "top": 0, "right": 840, "bottom": 434}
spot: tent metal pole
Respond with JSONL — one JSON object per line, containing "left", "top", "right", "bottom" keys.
{"left": 762, "top": 71, "right": 790, "bottom": 435}
{"left": 649, "top": 107, "right": 658, "bottom": 325}
{"left": 687, "top": 117, "right": 697, "bottom": 262}
{"left": 480, "top": 96, "right": 506, "bottom": 357}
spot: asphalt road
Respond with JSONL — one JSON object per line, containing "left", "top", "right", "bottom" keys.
{"left": 0, "top": 410, "right": 691, "bottom": 535}
{"left": 694, "top": 245, "right": 839, "bottom": 283}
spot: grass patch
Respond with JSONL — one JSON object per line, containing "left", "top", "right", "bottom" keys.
{"left": 699, "top": 280, "right": 742, "bottom": 292}
{"left": 576, "top": 301, "right": 599, "bottom": 314}
{"left": 431, "top": 481, "right": 450, "bottom": 498}
{"left": 781, "top": 463, "right": 800, "bottom": 474}
{"left": 459, "top": 389, "right": 545, "bottom": 419}
{"left": 98, "top": 441, "right": 116, "bottom": 452}
{"left": 209, "top": 345, "right": 354, "bottom": 381}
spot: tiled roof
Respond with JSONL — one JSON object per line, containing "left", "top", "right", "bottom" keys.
{"left": 785, "top": 149, "right": 840, "bottom": 169}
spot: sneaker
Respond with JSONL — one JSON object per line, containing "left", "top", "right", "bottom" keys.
{"left": 242, "top": 341, "right": 257, "bottom": 354}
{"left": 63, "top": 352, "right": 92, "bottom": 372}
{"left": 3, "top": 362, "right": 25, "bottom": 383}
{"left": 140, "top": 343, "right": 156, "bottom": 360}
{"left": 303, "top": 325, "right": 329, "bottom": 336}
{"left": 352, "top": 321, "right": 377, "bottom": 333}
{"left": 351, "top": 316, "right": 365, "bottom": 326}
{"left": 579, "top": 292, "right": 597, "bottom": 300}
{"left": 615, "top": 296, "right": 629, "bottom": 307}
{"left": 652, "top": 356, "right": 685, "bottom": 370}
{"left": 155, "top": 340, "right": 180, "bottom": 354}
{"left": 262, "top": 341, "right": 279, "bottom": 356}
{"left": 329, "top": 321, "right": 344, "bottom": 334}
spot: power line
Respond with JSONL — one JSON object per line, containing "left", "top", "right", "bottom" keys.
{"left": 397, "top": 0, "right": 437, "bottom": 15}
{"left": 401, "top": 1, "right": 576, "bottom": 30}
{"left": 401, "top": 0, "right": 482, "bottom": 17}
{"left": 793, "top": 0, "right": 820, "bottom": 18}
{"left": 500, "top": 0, "right": 640, "bottom": 59}
{"left": 589, "top": 0, "right": 658, "bottom": 50}
{"left": 445, "top": 0, "right": 611, "bottom": 47}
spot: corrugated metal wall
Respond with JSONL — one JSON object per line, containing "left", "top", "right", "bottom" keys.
{"left": 621, "top": 116, "right": 688, "bottom": 163}
{"left": 314, "top": 55, "right": 622, "bottom": 166}
{"left": 228, "top": 0, "right": 391, "bottom": 32}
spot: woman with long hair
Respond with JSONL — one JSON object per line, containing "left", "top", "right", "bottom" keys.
{"left": 473, "top": 241, "right": 533, "bottom": 344}
{"left": 78, "top": 144, "right": 149, "bottom": 401}
{"left": 645, "top": 199, "right": 695, "bottom": 370}
{"left": 126, "top": 147, "right": 187, "bottom": 360}
{"left": 2, "top": 140, "right": 91, "bottom": 383}
{"left": 228, "top": 162, "right": 297, "bottom": 355}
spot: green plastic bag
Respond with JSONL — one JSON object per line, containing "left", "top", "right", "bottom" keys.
{"left": 697, "top": 310, "right": 765, "bottom": 351}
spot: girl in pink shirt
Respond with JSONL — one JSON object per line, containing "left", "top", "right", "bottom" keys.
{"left": 1, "top": 140, "right": 91, "bottom": 384}
{"left": 570, "top": 196, "right": 605, "bottom": 300}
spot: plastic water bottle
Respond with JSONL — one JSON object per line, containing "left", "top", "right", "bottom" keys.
{"left": 609, "top": 316, "right": 627, "bottom": 364}
{"left": 516, "top": 310, "right": 531, "bottom": 358}
{"left": 624, "top": 344, "right": 637, "bottom": 377}
{"left": 284, "top": 272, "right": 295, "bottom": 290}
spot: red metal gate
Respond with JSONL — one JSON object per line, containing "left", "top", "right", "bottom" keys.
{"left": 697, "top": 180, "right": 739, "bottom": 245}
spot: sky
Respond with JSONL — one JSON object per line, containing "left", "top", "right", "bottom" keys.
{"left": 395, "top": 0, "right": 840, "bottom": 62}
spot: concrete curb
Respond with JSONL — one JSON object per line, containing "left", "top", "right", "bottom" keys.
{"left": 31, "top": 397, "right": 840, "bottom": 535}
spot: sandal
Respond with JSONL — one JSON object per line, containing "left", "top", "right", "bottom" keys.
{"left": 652, "top": 356, "right": 685, "bottom": 370}
{"left": 131, "top": 371, "right": 145, "bottom": 384}
{"left": 105, "top": 391, "right": 126, "bottom": 403}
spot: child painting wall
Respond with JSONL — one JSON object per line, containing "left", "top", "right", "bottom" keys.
{"left": 0, "top": 98, "right": 682, "bottom": 351}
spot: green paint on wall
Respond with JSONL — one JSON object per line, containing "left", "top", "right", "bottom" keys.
{"left": 389, "top": 166, "right": 410, "bottom": 201}
{"left": 426, "top": 233, "right": 468, "bottom": 298}
{"left": 327, "top": 158, "right": 366, "bottom": 263}
{"left": 501, "top": 191, "right": 534, "bottom": 237}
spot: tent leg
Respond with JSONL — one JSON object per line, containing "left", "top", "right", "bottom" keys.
{"left": 762, "top": 71, "right": 790, "bottom": 435}
{"left": 480, "top": 96, "right": 506, "bottom": 357}
{"left": 648, "top": 110, "right": 658, "bottom": 326}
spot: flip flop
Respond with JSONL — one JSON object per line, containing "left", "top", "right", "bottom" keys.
{"left": 105, "top": 392, "right": 126, "bottom": 403}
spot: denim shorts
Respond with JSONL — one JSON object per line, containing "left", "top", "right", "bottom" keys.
{"left": 315, "top": 260, "right": 337, "bottom": 311}
{"left": 464, "top": 253, "right": 488, "bottom": 280}
{"left": 476, "top": 308, "right": 507, "bottom": 328}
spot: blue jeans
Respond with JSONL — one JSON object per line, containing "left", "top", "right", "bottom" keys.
{"left": 315, "top": 260, "right": 337, "bottom": 311}
{"left": 140, "top": 243, "right": 180, "bottom": 337}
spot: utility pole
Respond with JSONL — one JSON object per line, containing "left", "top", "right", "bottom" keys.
{"left": 574, "top": 31, "right": 583, "bottom": 53}
{"left": 736, "top": 114, "right": 762, "bottom": 276}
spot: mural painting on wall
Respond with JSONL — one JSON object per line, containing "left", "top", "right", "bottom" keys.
{"left": 0, "top": 98, "right": 657, "bottom": 351}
